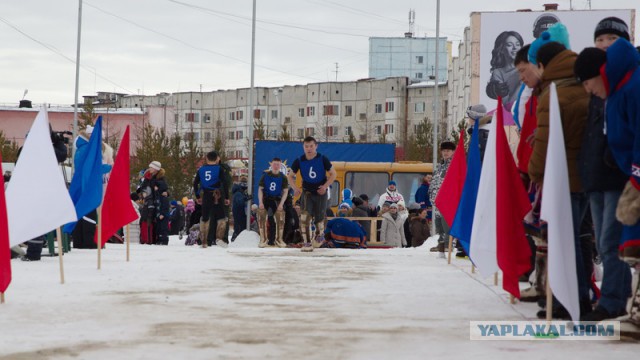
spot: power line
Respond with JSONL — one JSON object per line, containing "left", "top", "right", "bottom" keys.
{"left": 0, "top": 15, "right": 135, "bottom": 95}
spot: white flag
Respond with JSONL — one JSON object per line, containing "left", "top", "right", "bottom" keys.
{"left": 540, "top": 83, "right": 580, "bottom": 323}
{"left": 469, "top": 113, "right": 498, "bottom": 278}
{"left": 6, "top": 108, "right": 77, "bottom": 247}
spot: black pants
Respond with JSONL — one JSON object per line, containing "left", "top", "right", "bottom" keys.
{"left": 26, "top": 235, "right": 45, "bottom": 260}
{"left": 73, "top": 210, "right": 97, "bottom": 249}
{"left": 156, "top": 217, "right": 169, "bottom": 245}
{"left": 263, "top": 197, "right": 282, "bottom": 242}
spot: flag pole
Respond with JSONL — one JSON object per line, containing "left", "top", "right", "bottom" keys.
{"left": 546, "top": 264, "right": 552, "bottom": 322}
{"left": 471, "top": 265, "right": 475, "bottom": 274}
{"left": 56, "top": 227, "right": 65, "bottom": 284}
{"left": 494, "top": 272, "right": 498, "bottom": 286}
{"left": 97, "top": 205, "right": 102, "bottom": 270}
{"left": 1, "top": 292, "right": 4, "bottom": 303}
{"left": 447, "top": 235, "right": 453, "bottom": 264}
{"left": 126, "top": 224, "right": 130, "bottom": 262}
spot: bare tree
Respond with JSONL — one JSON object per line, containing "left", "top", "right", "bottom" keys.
{"left": 0, "top": 130, "right": 20, "bottom": 162}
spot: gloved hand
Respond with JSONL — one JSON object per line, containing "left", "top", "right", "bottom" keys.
{"left": 616, "top": 180, "right": 640, "bottom": 225}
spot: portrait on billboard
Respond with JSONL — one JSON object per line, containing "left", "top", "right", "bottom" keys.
{"left": 478, "top": 9, "right": 634, "bottom": 123}
{"left": 486, "top": 30, "right": 524, "bottom": 106}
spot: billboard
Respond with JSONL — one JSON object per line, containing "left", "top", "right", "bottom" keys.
{"left": 478, "top": 9, "right": 634, "bottom": 118}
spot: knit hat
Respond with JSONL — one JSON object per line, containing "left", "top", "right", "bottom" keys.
{"left": 397, "top": 200, "right": 406, "bottom": 208}
{"left": 389, "top": 203, "right": 399, "bottom": 209}
{"left": 528, "top": 23, "right": 571, "bottom": 64}
{"left": 383, "top": 201, "right": 393, "bottom": 208}
{"left": 388, "top": 180, "right": 397, "bottom": 186}
{"left": 594, "top": 17, "right": 630, "bottom": 41}
{"left": 170, "top": 200, "right": 178, "bottom": 206}
{"left": 440, "top": 141, "right": 456, "bottom": 151}
{"left": 149, "top": 161, "right": 161, "bottom": 171}
{"left": 533, "top": 13, "right": 560, "bottom": 38}
{"left": 359, "top": 194, "right": 369, "bottom": 201}
{"left": 574, "top": 47, "right": 607, "bottom": 83}
{"left": 339, "top": 202, "right": 351, "bottom": 209}
{"left": 466, "top": 104, "right": 487, "bottom": 119}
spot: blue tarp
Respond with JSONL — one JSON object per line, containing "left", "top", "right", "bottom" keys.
{"left": 252, "top": 140, "right": 395, "bottom": 201}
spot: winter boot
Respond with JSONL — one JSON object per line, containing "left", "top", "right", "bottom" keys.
{"left": 300, "top": 211, "right": 313, "bottom": 252}
{"left": 312, "top": 222, "right": 326, "bottom": 248}
{"left": 258, "top": 208, "right": 268, "bottom": 248}
{"left": 275, "top": 209, "right": 286, "bottom": 247}
{"left": 216, "top": 218, "right": 228, "bottom": 248}
{"left": 200, "top": 220, "right": 210, "bottom": 248}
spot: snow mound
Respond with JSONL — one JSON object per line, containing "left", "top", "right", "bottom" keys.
{"left": 229, "top": 230, "right": 260, "bottom": 248}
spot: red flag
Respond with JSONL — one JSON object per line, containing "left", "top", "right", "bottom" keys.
{"left": 0, "top": 155, "right": 12, "bottom": 294}
{"left": 495, "top": 97, "right": 532, "bottom": 298}
{"left": 95, "top": 127, "right": 138, "bottom": 246}
{"left": 435, "top": 129, "right": 467, "bottom": 226}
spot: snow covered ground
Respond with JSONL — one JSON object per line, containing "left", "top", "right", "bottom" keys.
{"left": 1, "top": 232, "right": 637, "bottom": 359}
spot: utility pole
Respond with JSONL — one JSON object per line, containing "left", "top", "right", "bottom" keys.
{"left": 247, "top": 0, "right": 257, "bottom": 230}
{"left": 432, "top": 0, "right": 440, "bottom": 236}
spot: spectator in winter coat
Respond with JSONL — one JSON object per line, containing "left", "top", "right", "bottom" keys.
{"left": 155, "top": 192, "right": 171, "bottom": 245}
{"left": 377, "top": 181, "right": 405, "bottom": 210}
{"left": 575, "top": 37, "right": 640, "bottom": 323}
{"left": 530, "top": 41, "right": 591, "bottom": 319}
{"left": 410, "top": 208, "right": 431, "bottom": 247}
{"left": 231, "top": 176, "right": 249, "bottom": 242}
{"left": 138, "top": 161, "right": 169, "bottom": 244}
{"left": 428, "top": 141, "right": 455, "bottom": 253}
{"left": 169, "top": 201, "right": 185, "bottom": 236}
{"left": 380, "top": 203, "right": 406, "bottom": 248}
{"left": 414, "top": 174, "right": 433, "bottom": 220}
{"left": 351, "top": 197, "right": 370, "bottom": 241}
{"left": 574, "top": 18, "right": 635, "bottom": 322}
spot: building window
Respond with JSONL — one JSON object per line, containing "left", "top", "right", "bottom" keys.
{"left": 236, "top": 130, "right": 244, "bottom": 140}
{"left": 186, "top": 112, "right": 199, "bottom": 122}
{"left": 374, "top": 104, "right": 382, "bottom": 113}
{"left": 359, "top": 134, "right": 367, "bottom": 141}
{"left": 385, "top": 124, "right": 394, "bottom": 134}
{"left": 345, "top": 126, "right": 352, "bottom": 136}
{"left": 359, "top": 113, "right": 367, "bottom": 120}
{"left": 322, "top": 105, "right": 339, "bottom": 116}
{"left": 203, "top": 113, "right": 211, "bottom": 123}
{"left": 284, "top": 116, "right": 291, "bottom": 124}
{"left": 375, "top": 125, "right": 382, "bottom": 135}
{"left": 228, "top": 131, "right": 235, "bottom": 140}
{"left": 237, "top": 110, "right": 244, "bottom": 120}
{"left": 229, "top": 112, "right": 236, "bottom": 121}
{"left": 325, "top": 126, "right": 338, "bottom": 137}
{"left": 186, "top": 132, "right": 199, "bottom": 141}
{"left": 271, "top": 110, "right": 278, "bottom": 119}
{"left": 306, "top": 106, "right": 315, "bottom": 116}
{"left": 254, "top": 109, "right": 265, "bottom": 119}
{"left": 415, "top": 72, "right": 423, "bottom": 79}
{"left": 297, "top": 128, "right": 304, "bottom": 139}
{"left": 385, "top": 101, "right": 395, "bottom": 113}
{"left": 235, "top": 150, "right": 243, "bottom": 158}
{"left": 305, "top": 127, "right": 315, "bottom": 136}
{"left": 298, "top": 108, "right": 305, "bottom": 117}
{"left": 415, "top": 102, "right": 425, "bottom": 113}
{"left": 204, "top": 131, "right": 211, "bottom": 143}
{"left": 416, "top": 55, "right": 424, "bottom": 64}
{"left": 345, "top": 105, "right": 353, "bottom": 117}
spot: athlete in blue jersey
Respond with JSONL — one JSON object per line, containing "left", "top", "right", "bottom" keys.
{"left": 258, "top": 157, "right": 289, "bottom": 248}
{"left": 193, "top": 151, "right": 230, "bottom": 248}
{"left": 287, "top": 136, "right": 337, "bottom": 252}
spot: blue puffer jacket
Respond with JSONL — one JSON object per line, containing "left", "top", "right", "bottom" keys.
{"left": 604, "top": 38, "right": 640, "bottom": 185}
{"left": 603, "top": 38, "right": 640, "bottom": 246}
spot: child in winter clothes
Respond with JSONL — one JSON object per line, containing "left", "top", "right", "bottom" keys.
{"left": 380, "top": 203, "right": 406, "bottom": 248}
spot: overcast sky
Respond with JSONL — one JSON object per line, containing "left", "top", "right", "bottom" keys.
{"left": 1, "top": 0, "right": 638, "bottom": 105}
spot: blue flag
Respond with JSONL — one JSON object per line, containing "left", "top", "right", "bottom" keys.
{"left": 63, "top": 116, "right": 104, "bottom": 233}
{"left": 449, "top": 119, "right": 482, "bottom": 255}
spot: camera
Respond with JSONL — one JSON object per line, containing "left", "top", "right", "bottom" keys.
{"left": 51, "top": 131, "right": 72, "bottom": 145}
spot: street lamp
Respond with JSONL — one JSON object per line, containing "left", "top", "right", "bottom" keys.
{"left": 273, "top": 87, "right": 283, "bottom": 138}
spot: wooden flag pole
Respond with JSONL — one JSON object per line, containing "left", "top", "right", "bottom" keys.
{"left": 97, "top": 205, "right": 102, "bottom": 270}
{"left": 494, "top": 272, "right": 498, "bottom": 286}
{"left": 546, "top": 264, "right": 552, "bottom": 323}
{"left": 471, "top": 265, "right": 475, "bottom": 274}
{"left": 126, "top": 224, "right": 130, "bottom": 262}
{"left": 1, "top": 292, "right": 4, "bottom": 304}
{"left": 447, "top": 235, "right": 453, "bottom": 264}
{"left": 510, "top": 295, "right": 516, "bottom": 304}
{"left": 56, "top": 227, "right": 65, "bottom": 284}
